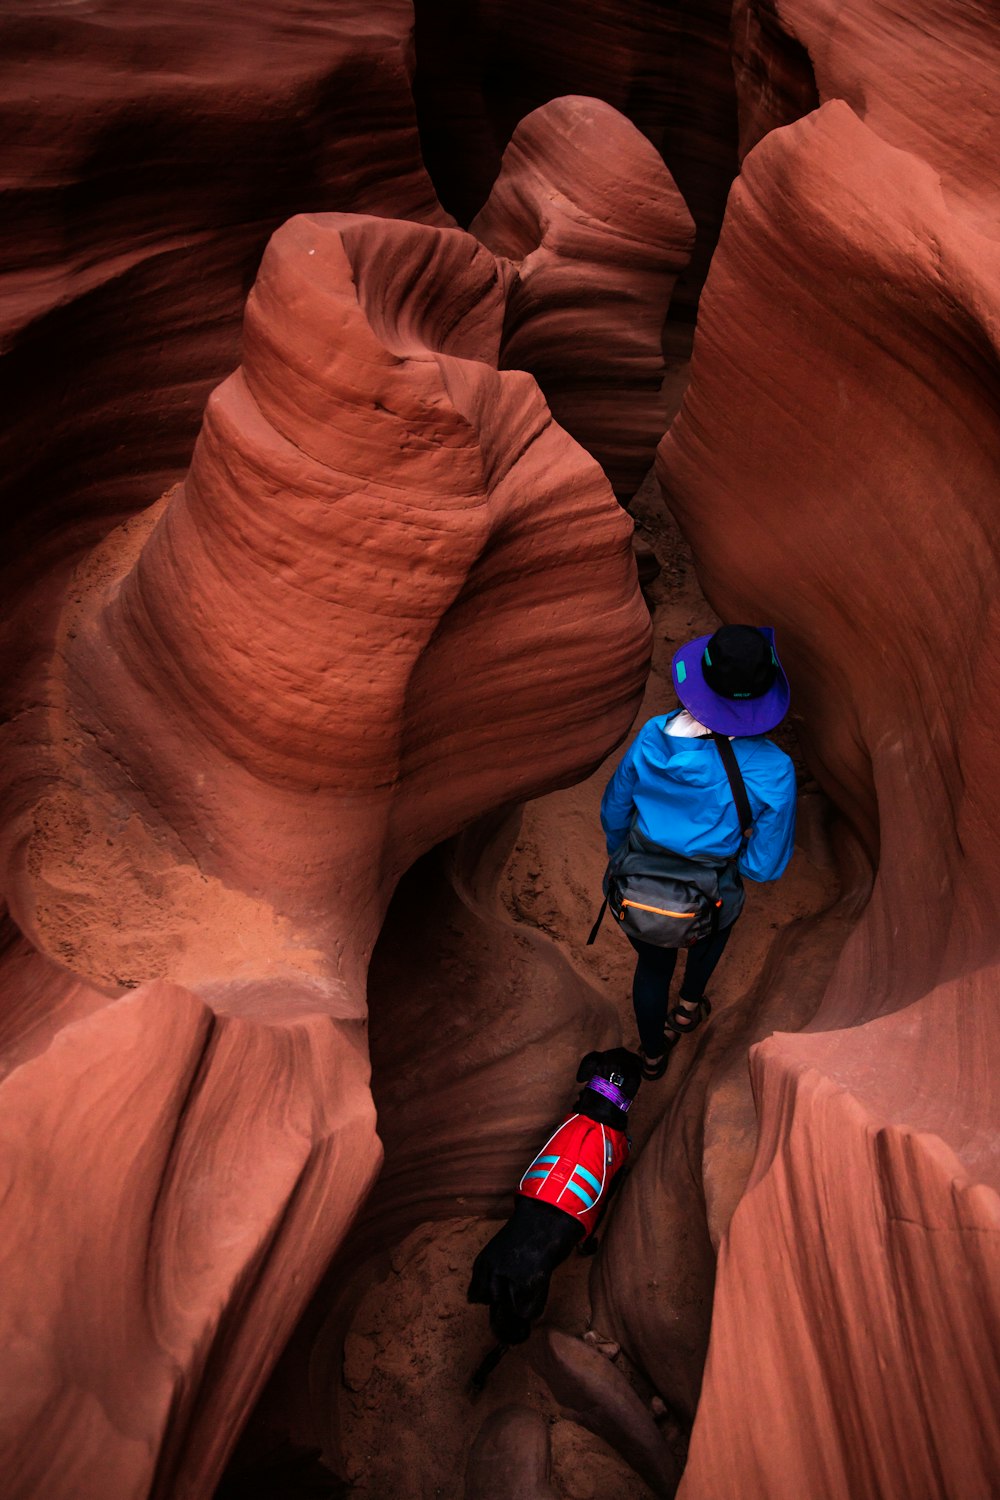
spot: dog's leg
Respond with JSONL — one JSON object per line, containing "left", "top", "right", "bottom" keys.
{"left": 468, "top": 1342, "right": 509, "bottom": 1397}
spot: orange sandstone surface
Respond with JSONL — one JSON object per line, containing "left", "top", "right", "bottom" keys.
{"left": 656, "top": 4, "right": 1000, "bottom": 1485}
{"left": 2, "top": 2, "right": 1000, "bottom": 1497}
{"left": 0, "top": 209, "right": 651, "bottom": 1498}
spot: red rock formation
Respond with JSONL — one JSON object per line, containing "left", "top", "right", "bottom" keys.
{"left": 655, "top": 90, "right": 1000, "bottom": 1499}
{"left": 0, "top": 0, "right": 447, "bottom": 579}
{"left": 412, "top": 0, "right": 738, "bottom": 317}
{"left": 591, "top": 900, "right": 851, "bottom": 1425}
{"left": 6, "top": 212, "right": 647, "bottom": 986}
{"left": 12, "top": 3, "right": 998, "bottom": 1493}
{"left": 0, "top": 211, "right": 649, "bottom": 1496}
{"left": 466, "top": 1406, "right": 557, "bottom": 1500}
{"left": 690, "top": 977, "right": 1000, "bottom": 1499}
{"left": 471, "top": 97, "right": 695, "bottom": 499}
{"left": 529, "top": 1328, "right": 681, "bottom": 1494}
{"left": 0, "top": 930, "right": 377, "bottom": 1500}
{"left": 733, "top": 0, "right": 1000, "bottom": 213}
{"left": 730, "top": 0, "right": 819, "bottom": 156}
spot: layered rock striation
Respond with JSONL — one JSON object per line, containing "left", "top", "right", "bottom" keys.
{"left": 0, "top": 930, "right": 378, "bottom": 1500}
{"left": 412, "top": 0, "right": 738, "bottom": 318}
{"left": 7, "top": 1, "right": 1000, "bottom": 1493}
{"left": 733, "top": 0, "right": 1000, "bottom": 220}
{"left": 691, "top": 976, "right": 1000, "bottom": 1498}
{"left": 0, "top": 0, "right": 447, "bottom": 586}
{"left": 472, "top": 97, "right": 695, "bottom": 499}
{"left": 0, "top": 210, "right": 650, "bottom": 1497}
{"left": 653, "top": 37, "right": 1000, "bottom": 1493}
{"left": 8, "top": 212, "right": 649, "bottom": 994}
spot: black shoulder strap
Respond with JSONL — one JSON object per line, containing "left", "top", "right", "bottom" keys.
{"left": 586, "top": 897, "right": 608, "bottom": 946}
{"left": 712, "top": 733, "right": 753, "bottom": 839}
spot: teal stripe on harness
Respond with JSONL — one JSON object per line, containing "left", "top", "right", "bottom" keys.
{"left": 564, "top": 1178, "right": 596, "bottom": 1210}
{"left": 573, "top": 1162, "right": 602, "bottom": 1196}
{"left": 534, "top": 1155, "right": 559, "bottom": 1166}
{"left": 523, "top": 1168, "right": 551, "bottom": 1184}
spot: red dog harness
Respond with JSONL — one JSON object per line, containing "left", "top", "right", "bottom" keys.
{"left": 518, "top": 1113, "right": 630, "bottom": 1238}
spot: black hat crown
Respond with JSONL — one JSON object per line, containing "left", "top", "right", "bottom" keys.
{"left": 701, "top": 625, "right": 778, "bottom": 700}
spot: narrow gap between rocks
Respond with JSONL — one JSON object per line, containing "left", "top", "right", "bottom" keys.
{"left": 322, "top": 474, "right": 843, "bottom": 1498}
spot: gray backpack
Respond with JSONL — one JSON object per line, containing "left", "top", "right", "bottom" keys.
{"left": 588, "top": 733, "right": 753, "bottom": 950}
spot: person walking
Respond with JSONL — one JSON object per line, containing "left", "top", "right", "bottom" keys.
{"left": 599, "top": 624, "right": 797, "bottom": 1079}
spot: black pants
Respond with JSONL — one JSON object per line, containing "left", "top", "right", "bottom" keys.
{"left": 628, "top": 923, "right": 735, "bottom": 1057}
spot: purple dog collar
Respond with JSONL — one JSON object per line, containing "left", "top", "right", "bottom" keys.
{"left": 586, "top": 1076, "right": 633, "bottom": 1112}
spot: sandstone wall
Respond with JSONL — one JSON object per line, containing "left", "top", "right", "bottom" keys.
{"left": 472, "top": 96, "right": 695, "bottom": 498}
{"left": 4, "top": 1, "right": 999, "bottom": 1495}
{"left": 0, "top": 0, "right": 447, "bottom": 586}
{"left": 652, "top": 1, "right": 1000, "bottom": 1489}
{"left": 412, "top": 0, "right": 738, "bottom": 318}
{"left": 0, "top": 209, "right": 651, "bottom": 1497}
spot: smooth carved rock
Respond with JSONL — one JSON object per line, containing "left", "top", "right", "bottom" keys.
{"left": 7, "top": 211, "right": 649, "bottom": 996}
{"left": 530, "top": 1328, "right": 681, "bottom": 1496}
{"left": 687, "top": 982, "right": 1000, "bottom": 1499}
{"left": 0, "top": 1, "right": 448, "bottom": 575}
{"left": 590, "top": 1060, "right": 717, "bottom": 1424}
{"left": 661, "top": 99, "right": 1000, "bottom": 1014}
{"left": 471, "top": 96, "right": 695, "bottom": 499}
{"left": 0, "top": 933, "right": 378, "bottom": 1500}
{"left": 412, "top": 0, "right": 739, "bottom": 315}
{"left": 732, "top": 0, "right": 1000, "bottom": 223}
{"left": 465, "top": 1406, "right": 557, "bottom": 1500}
{"left": 657, "top": 96, "right": 1000, "bottom": 1499}
{"left": 0, "top": 212, "right": 649, "bottom": 1497}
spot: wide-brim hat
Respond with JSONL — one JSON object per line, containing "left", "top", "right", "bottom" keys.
{"left": 671, "top": 625, "right": 790, "bottom": 736}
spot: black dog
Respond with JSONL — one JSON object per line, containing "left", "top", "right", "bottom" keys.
{"left": 467, "top": 1047, "right": 640, "bottom": 1377}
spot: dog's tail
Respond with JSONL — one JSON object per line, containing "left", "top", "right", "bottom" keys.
{"left": 468, "top": 1342, "right": 509, "bottom": 1397}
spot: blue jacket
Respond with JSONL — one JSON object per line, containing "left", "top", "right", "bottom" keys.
{"left": 600, "top": 712, "right": 797, "bottom": 882}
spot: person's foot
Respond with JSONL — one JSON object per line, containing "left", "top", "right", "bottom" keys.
{"left": 666, "top": 994, "right": 712, "bottom": 1035}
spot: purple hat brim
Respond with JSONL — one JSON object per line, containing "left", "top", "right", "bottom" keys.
{"left": 671, "top": 628, "right": 790, "bottom": 736}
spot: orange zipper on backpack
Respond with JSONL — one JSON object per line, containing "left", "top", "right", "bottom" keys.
{"left": 618, "top": 899, "right": 696, "bottom": 920}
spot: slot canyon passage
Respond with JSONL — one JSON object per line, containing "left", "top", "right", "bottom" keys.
{"left": 1, "top": 1, "right": 999, "bottom": 1496}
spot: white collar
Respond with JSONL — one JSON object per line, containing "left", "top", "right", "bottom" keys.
{"left": 667, "top": 709, "right": 710, "bottom": 737}
{"left": 667, "top": 710, "right": 733, "bottom": 741}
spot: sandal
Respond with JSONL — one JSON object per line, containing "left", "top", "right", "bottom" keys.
{"left": 666, "top": 994, "right": 712, "bottom": 1036}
